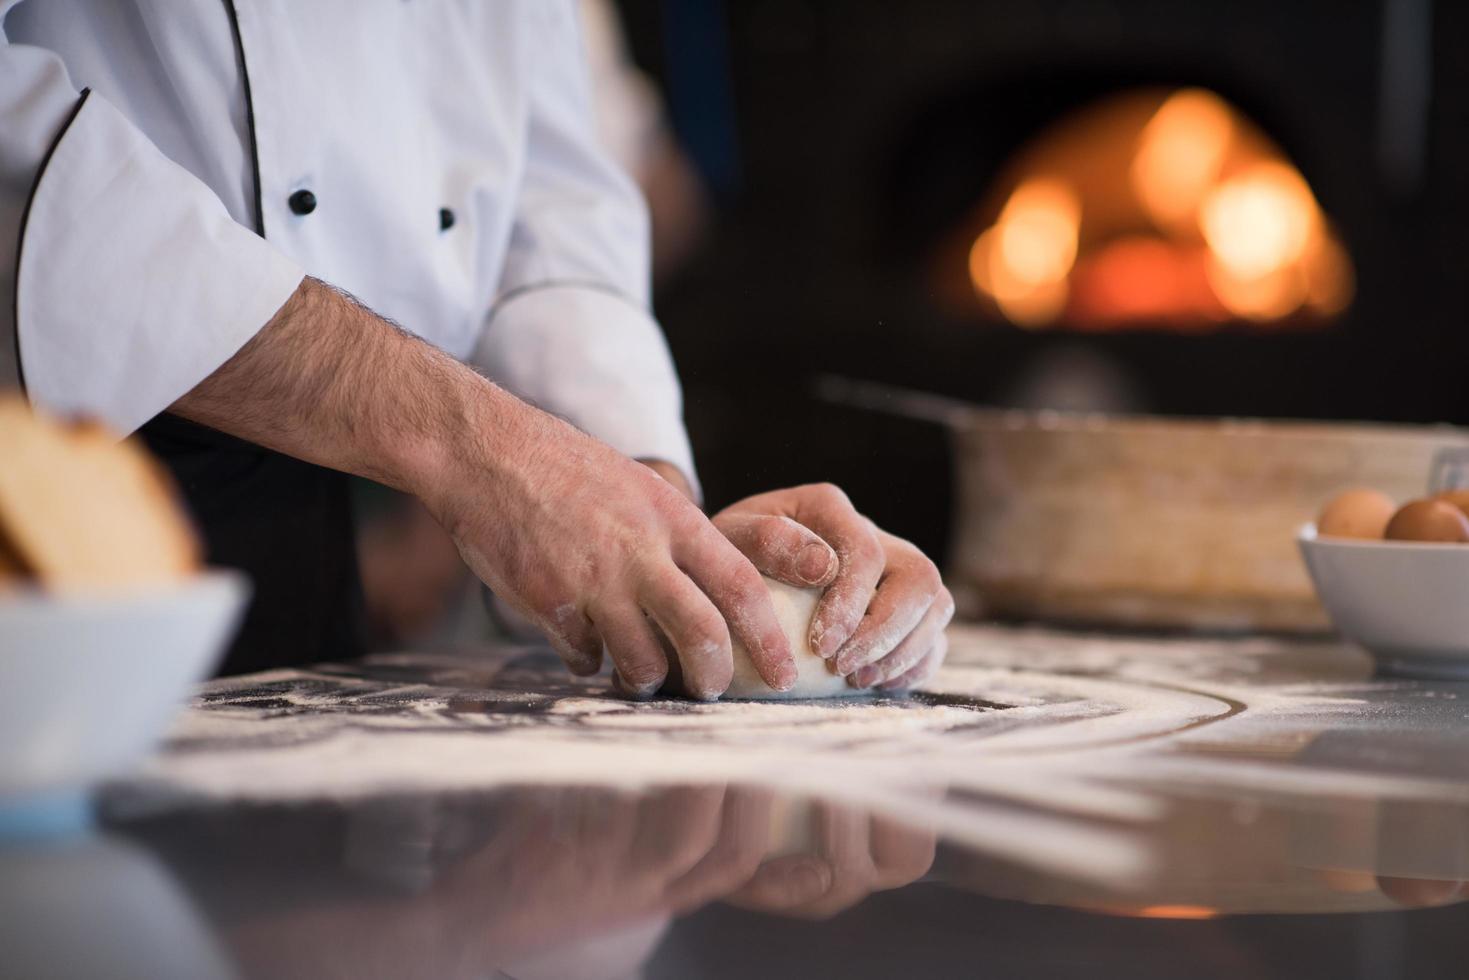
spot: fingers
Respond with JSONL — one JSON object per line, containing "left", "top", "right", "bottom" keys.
{"left": 877, "top": 632, "right": 948, "bottom": 691}
{"left": 849, "top": 586, "right": 954, "bottom": 688}
{"left": 712, "top": 486, "right": 955, "bottom": 695}
{"left": 638, "top": 566, "right": 733, "bottom": 700}
{"left": 588, "top": 601, "right": 669, "bottom": 699}
{"left": 713, "top": 512, "right": 838, "bottom": 589}
{"left": 674, "top": 527, "right": 796, "bottom": 693}
{"left": 834, "top": 537, "right": 943, "bottom": 675}
{"left": 785, "top": 486, "right": 886, "bottom": 659}
{"left": 542, "top": 602, "right": 604, "bottom": 677}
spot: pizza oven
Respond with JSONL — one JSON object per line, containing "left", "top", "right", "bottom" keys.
{"left": 621, "top": 0, "right": 1468, "bottom": 558}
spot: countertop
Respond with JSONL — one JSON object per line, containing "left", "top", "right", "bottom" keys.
{"left": 5, "top": 623, "right": 1469, "bottom": 979}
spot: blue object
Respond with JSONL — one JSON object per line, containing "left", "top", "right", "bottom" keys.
{"left": 0, "top": 791, "right": 94, "bottom": 841}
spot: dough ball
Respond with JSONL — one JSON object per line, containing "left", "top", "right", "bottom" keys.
{"left": 660, "top": 576, "right": 868, "bottom": 700}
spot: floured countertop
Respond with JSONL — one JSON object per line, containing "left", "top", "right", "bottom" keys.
{"left": 106, "top": 623, "right": 1469, "bottom": 885}
{"left": 9, "top": 623, "right": 1465, "bottom": 980}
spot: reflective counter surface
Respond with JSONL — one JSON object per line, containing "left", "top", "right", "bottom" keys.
{"left": 4, "top": 624, "right": 1468, "bottom": 978}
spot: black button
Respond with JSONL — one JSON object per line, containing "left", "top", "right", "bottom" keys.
{"left": 439, "top": 207, "right": 455, "bottom": 231}
{"left": 288, "top": 189, "right": 317, "bottom": 215}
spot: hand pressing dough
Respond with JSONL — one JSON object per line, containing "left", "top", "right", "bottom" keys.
{"left": 723, "top": 577, "right": 868, "bottom": 700}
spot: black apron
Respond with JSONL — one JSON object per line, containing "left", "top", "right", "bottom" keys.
{"left": 140, "top": 413, "right": 366, "bottom": 676}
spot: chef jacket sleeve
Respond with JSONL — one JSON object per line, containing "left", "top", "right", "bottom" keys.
{"left": 0, "top": 18, "right": 304, "bottom": 435}
{"left": 468, "top": 1, "right": 700, "bottom": 498}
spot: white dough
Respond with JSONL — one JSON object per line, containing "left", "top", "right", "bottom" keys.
{"left": 723, "top": 577, "right": 867, "bottom": 700}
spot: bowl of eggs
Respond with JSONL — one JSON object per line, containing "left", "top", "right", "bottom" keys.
{"left": 1299, "top": 488, "right": 1469, "bottom": 679}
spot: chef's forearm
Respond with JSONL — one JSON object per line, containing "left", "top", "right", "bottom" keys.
{"left": 172, "top": 276, "right": 512, "bottom": 502}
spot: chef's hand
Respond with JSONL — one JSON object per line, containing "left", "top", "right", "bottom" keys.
{"left": 173, "top": 278, "right": 793, "bottom": 698}
{"left": 713, "top": 484, "right": 954, "bottom": 690}
{"left": 427, "top": 406, "right": 796, "bottom": 701}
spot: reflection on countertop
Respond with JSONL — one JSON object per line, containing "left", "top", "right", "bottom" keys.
{"left": 5, "top": 623, "right": 1469, "bottom": 978}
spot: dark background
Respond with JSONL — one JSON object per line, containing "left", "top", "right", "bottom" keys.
{"left": 613, "top": 0, "right": 1468, "bottom": 565}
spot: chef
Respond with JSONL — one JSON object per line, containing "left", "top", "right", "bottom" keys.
{"left": 0, "top": 1, "right": 952, "bottom": 697}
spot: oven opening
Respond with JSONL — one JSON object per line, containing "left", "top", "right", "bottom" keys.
{"left": 933, "top": 87, "right": 1354, "bottom": 333}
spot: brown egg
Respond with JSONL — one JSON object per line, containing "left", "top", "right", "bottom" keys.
{"left": 1384, "top": 499, "right": 1469, "bottom": 543}
{"left": 1432, "top": 489, "right": 1469, "bottom": 518}
{"left": 1317, "top": 488, "right": 1396, "bottom": 540}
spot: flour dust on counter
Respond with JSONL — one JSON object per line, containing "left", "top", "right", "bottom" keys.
{"left": 104, "top": 624, "right": 1469, "bottom": 885}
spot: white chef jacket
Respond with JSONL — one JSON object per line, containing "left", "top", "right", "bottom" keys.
{"left": 0, "top": 0, "right": 697, "bottom": 489}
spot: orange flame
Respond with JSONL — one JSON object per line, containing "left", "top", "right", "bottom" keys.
{"left": 1132, "top": 88, "right": 1235, "bottom": 230}
{"left": 964, "top": 88, "right": 1354, "bottom": 330}
{"left": 969, "top": 177, "right": 1081, "bottom": 327}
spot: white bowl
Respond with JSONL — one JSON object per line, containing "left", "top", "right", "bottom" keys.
{"left": 1298, "top": 525, "right": 1469, "bottom": 679}
{"left": 0, "top": 571, "right": 248, "bottom": 805}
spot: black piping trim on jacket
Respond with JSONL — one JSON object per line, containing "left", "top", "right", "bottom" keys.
{"left": 12, "top": 87, "right": 92, "bottom": 395}
{"left": 222, "top": 0, "right": 265, "bottom": 237}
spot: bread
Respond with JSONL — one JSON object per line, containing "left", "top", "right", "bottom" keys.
{"left": 0, "top": 396, "right": 199, "bottom": 591}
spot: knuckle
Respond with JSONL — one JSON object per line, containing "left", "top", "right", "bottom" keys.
{"left": 694, "top": 518, "right": 743, "bottom": 560}
{"left": 807, "top": 482, "right": 850, "bottom": 510}
{"left": 771, "top": 514, "right": 810, "bottom": 542}
{"left": 882, "top": 530, "right": 919, "bottom": 559}
{"left": 915, "top": 560, "right": 943, "bottom": 595}
{"left": 667, "top": 499, "right": 712, "bottom": 534}
{"left": 647, "top": 474, "right": 690, "bottom": 511}
{"left": 853, "top": 530, "right": 885, "bottom": 564}
{"left": 748, "top": 520, "right": 788, "bottom": 558}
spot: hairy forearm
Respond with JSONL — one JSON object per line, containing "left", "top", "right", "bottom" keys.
{"left": 172, "top": 276, "right": 502, "bottom": 500}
